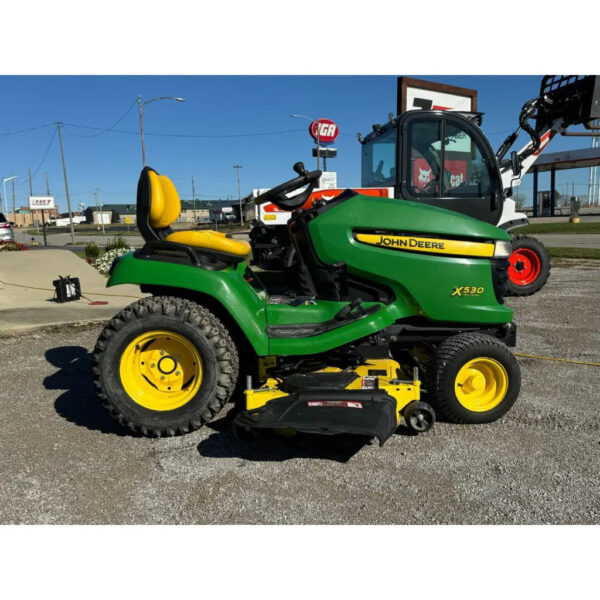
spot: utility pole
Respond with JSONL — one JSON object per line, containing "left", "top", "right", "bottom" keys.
{"left": 96, "top": 187, "right": 105, "bottom": 234}
{"left": 45, "top": 172, "right": 51, "bottom": 196}
{"left": 191, "top": 176, "right": 197, "bottom": 225}
{"left": 233, "top": 165, "right": 243, "bottom": 226}
{"left": 28, "top": 167, "right": 33, "bottom": 197}
{"left": 56, "top": 122, "right": 75, "bottom": 244}
{"left": 92, "top": 188, "right": 102, "bottom": 231}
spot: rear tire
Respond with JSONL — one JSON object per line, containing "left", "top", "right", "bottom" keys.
{"left": 93, "top": 296, "right": 238, "bottom": 436}
{"left": 506, "top": 234, "right": 550, "bottom": 296}
{"left": 426, "top": 332, "right": 520, "bottom": 424}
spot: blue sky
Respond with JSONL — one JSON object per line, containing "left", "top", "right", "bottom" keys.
{"left": 0, "top": 75, "right": 594, "bottom": 213}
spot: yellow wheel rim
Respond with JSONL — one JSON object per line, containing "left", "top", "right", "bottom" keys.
{"left": 454, "top": 357, "right": 508, "bottom": 412}
{"left": 119, "top": 330, "right": 202, "bottom": 411}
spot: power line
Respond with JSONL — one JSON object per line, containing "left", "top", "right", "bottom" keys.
{"left": 62, "top": 122, "right": 307, "bottom": 139}
{"left": 0, "top": 123, "right": 54, "bottom": 137}
{"left": 15, "top": 127, "right": 57, "bottom": 187}
{"left": 64, "top": 98, "right": 138, "bottom": 138}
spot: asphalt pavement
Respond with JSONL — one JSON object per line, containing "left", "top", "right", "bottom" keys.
{"left": 530, "top": 234, "right": 600, "bottom": 248}
{"left": 0, "top": 261, "right": 598, "bottom": 524}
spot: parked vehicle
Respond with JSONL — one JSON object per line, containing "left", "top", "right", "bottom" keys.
{"left": 94, "top": 163, "right": 520, "bottom": 444}
{"left": 0, "top": 212, "right": 14, "bottom": 242}
{"left": 49, "top": 216, "right": 87, "bottom": 227}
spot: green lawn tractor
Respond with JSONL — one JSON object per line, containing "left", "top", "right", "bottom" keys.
{"left": 94, "top": 162, "right": 521, "bottom": 445}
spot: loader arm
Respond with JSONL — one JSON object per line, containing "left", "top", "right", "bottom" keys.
{"left": 497, "top": 75, "right": 600, "bottom": 194}
{"left": 499, "top": 124, "right": 559, "bottom": 191}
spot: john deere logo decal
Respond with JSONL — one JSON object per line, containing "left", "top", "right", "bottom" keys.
{"left": 376, "top": 236, "right": 445, "bottom": 250}
{"left": 451, "top": 286, "right": 485, "bottom": 297}
{"left": 354, "top": 233, "right": 495, "bottom": 258}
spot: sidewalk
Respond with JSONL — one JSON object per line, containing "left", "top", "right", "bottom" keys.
{"left": 0, "top": 250, "right": 144, "bottom": 336}
{"left": 14, "top": 229, "right": 144, "bottom": 248}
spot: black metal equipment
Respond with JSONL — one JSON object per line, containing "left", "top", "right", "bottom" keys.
{"left": 312, "top": 147, "right": 337, "bottom": 158}
{"left": 53, "top": 275, "right": 81, "bottom": 302}
{"left": 537, "top": 75, "right": 600, "bottom": 131}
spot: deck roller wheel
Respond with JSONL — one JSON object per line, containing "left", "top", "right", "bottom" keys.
{"left": 404, "top": 401, "right": 436, "bottom": 433}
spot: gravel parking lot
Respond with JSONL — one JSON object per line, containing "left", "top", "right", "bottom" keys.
{"left": 1, "top": 260, "right": 599, "bottom": 524}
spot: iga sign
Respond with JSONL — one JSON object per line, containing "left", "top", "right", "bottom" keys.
{"left": 29, "top": 196, "right": 55, "bottom": 209}
{"left": 309, "top": 119, "right": 339, "bottom": 144}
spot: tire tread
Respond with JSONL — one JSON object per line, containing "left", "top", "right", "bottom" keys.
{"left": 93, "top": 295, "right": 239, "bottom": 437}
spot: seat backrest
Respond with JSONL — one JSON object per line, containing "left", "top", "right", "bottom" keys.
{"left": 289, "top": 209, "right": 348, "bottom": 302}
{"left": 136, "top": 167, "right": 181, "bottom": 241}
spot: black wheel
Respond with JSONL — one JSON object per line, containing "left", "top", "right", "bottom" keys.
{"left": 505, "top": 234, "right": 551, "bottom": 296}
{"left": 403, "top": 401, "right": 436, "bottom": 433}
{"left": 232, "top": 421, "right": 261, "bottom": 443}
{"left": 426, "top": 332, "right": 520, "bottom": 424}
{"left": 93, "top": 296, "right": 239, "bottom": 436}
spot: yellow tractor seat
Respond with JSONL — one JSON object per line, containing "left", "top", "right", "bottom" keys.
{"left": 166, "top": 230, "right": 250, "bottom": 257}
{"left": 136, "top": 166, "right": 250, "bottom": 262}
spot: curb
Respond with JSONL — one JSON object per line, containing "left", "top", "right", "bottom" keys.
{"left": 0, "top": 318, "right": 109, "bottom": 339}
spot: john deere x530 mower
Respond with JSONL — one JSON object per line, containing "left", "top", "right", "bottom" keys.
{"left": 94, "top": 160, "right": 521, "bottom": 445}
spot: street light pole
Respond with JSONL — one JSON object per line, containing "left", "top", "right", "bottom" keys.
{"left": 233, "top": 165, "right": 243, "bottom": 226}
{"left": 11, "top": 175, "right": 16, "bottom": 222}
{"left": 2, "top": 176, "right": 18, "bottom": 219}
{"left": 137, "top": 95, "right": 146, "bottom": 167}
{"left": 191, "top": 176, "right": 197, "bottom": 225}
{"left": 137, "top": 95, "right": 186, "bottom": 167}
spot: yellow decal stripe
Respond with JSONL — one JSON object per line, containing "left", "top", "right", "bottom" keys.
{"left": 355, "top": 233, "right": 495, "bottom": 258}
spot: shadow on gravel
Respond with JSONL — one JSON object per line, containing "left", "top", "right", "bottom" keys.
{"left": 196, "top": 407, "right": 395, "bottom": 463}
{"left": 44, "top": 345, "right": 130, "bottom": 436}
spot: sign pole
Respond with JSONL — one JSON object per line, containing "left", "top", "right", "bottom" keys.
{"left": 41, "top": 208, "right": 47, "bottom": 247}
{"left": 29, "top": 196, "right": 55, "bottom": 245}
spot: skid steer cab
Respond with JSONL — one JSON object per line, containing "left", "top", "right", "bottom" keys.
{"left": 360, "top": 75, "right": 600, "bottom": 296}
{"left": 94, "top": 161, "right": 521, "bottom": 451}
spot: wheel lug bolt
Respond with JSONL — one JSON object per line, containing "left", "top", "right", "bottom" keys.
{"left": 151, "top": 363, "right": 156, "bottom": 368}
{"left": 176, "top": 371, "right": 180, "bottom": 376}
{"left": 160, "top": 351, "right": 165, "bottom": 356}
{"left": 161, "top": 376, "right": 165, "bottom": 380}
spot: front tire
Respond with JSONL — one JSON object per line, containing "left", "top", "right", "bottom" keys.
{"left": 426, "top": 332, "right": 520, "bottom": 424}
{"left": 93, "top": 296, "right": 239, "bottom": 436}
{"left": 506, "top": 234, "right": 550, "bottom": 296}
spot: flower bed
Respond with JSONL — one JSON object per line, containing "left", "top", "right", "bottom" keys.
{"left": 92, "top": 247, "right": 132, "bottom": 276}
{"left": 0, "top": 240, "right": 29, "bottom": 251}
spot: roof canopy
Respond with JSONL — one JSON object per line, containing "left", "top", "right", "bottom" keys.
{"left": 532, "top": 145, "right": 600, "bottom": 173}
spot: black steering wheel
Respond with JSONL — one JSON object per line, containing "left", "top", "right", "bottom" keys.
{"left": 255, "top": 162, "right": 322, "bottom": 210}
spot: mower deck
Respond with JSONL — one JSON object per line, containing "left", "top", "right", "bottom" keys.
{"left": 234, "top": 359, "right": 427, "bottom": 445}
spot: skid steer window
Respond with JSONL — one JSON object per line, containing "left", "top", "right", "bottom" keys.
{"left": 408, "top": 120, "right": 442, "bottom": 197}
{"left": 361, "top": 126, "right": 396, "bottom": 187}
{"left": 442, "top": 122, "right": 493, "bottom": 197}
{"left": 406, "top": 117, "right": 495, "bottom": 201}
